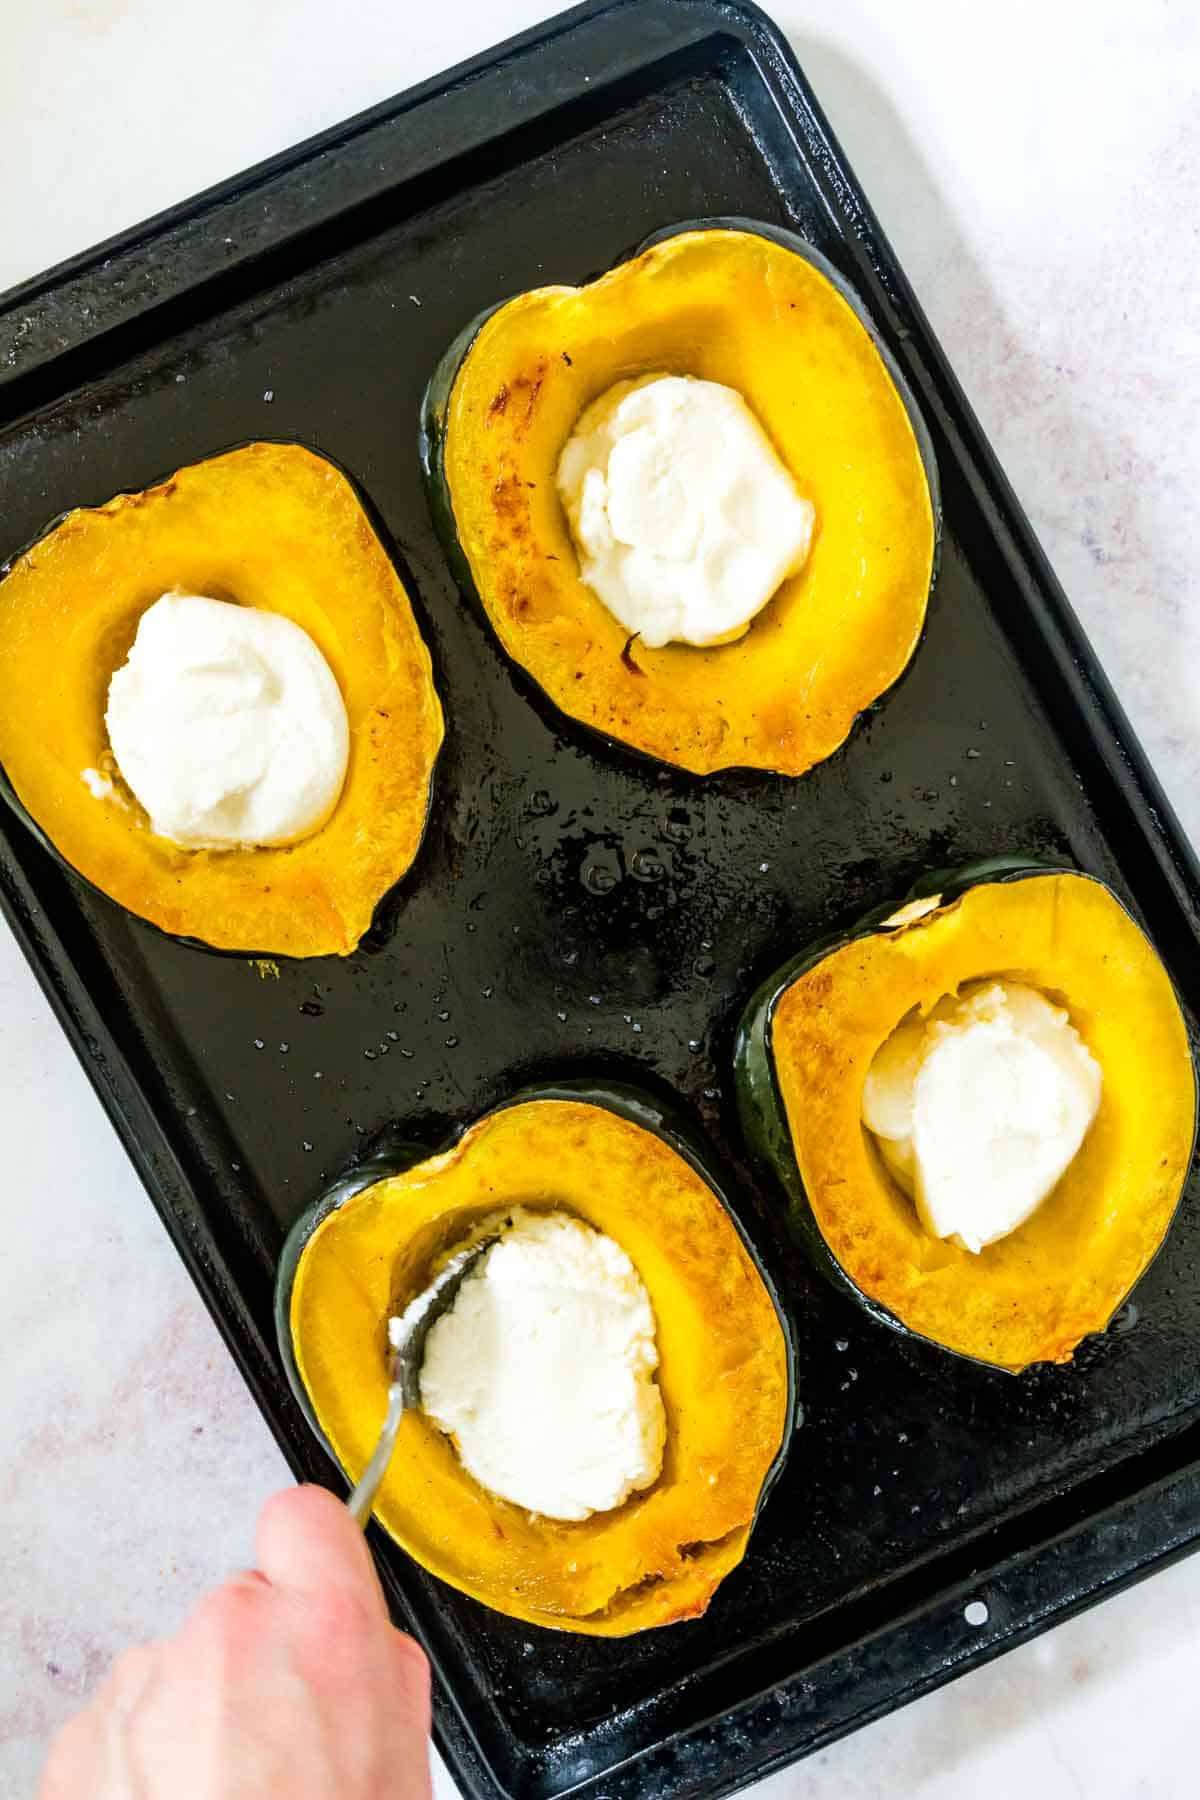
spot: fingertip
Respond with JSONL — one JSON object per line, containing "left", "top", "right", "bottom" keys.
{"left": 258, "top": 1480, "right": 342, "bottom": 1539}
{"left": 256, "top": 1484, "right": 387, "bottom": 1615}
{"left": 257, "top": 1481, "right": 349, "bottom": 1557}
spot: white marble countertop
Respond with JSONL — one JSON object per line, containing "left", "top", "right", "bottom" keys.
{"left": 1, "top": 2, "right": 1198, "bottom": 1795}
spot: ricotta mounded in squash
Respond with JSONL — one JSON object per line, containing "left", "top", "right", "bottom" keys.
{"left": 862, "top": 981, "right": 1102, "bottom": 1253}
{"left": 400, "top": 1209, "right": 666, "bottom": 1521}
{"left": 105, "top": 592, "right": 349, "bottom": 849}
{"left": 556, "top": 374, "right": 814, "bottom": 649}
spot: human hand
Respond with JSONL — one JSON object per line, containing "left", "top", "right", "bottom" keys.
{"left": 40, "top": 1484, "right": 432, "bottom": 1799}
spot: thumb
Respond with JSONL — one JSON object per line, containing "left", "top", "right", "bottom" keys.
{"left": 255, "top": 1483, "right": 389, "bottom": 1618}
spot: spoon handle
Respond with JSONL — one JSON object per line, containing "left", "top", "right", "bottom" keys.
{"left": 347, "top": 1381, "right": 407, "bottom": 1528}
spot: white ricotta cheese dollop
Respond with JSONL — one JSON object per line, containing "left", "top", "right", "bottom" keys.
{"left": 105, "top": 593, "right": 349, "bottom": 849}
{"left": 556, "top": 373, "right": 815, "bottom": 648}
{"left": 861, "top": 981, "right": 1103, "bottom": 1253}
{"left": 405, "top": 1209, "right": 666, "bottom": 1521}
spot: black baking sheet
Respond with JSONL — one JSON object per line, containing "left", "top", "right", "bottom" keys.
{"left": 2, "top": 4, "right": 1199, "bottom": 1798}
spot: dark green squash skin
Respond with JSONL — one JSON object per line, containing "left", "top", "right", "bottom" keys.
{"left": 0, "top": 437, "right": 441, "bottom": 961}
{"left": 418, "top": 216, "right": 942, "bottom": 771}
{"left": 733, "top": 857, "right": 1102, "bottom": 1365}
{"left": 275, "top": 1078, "right": 798, "bottom": 1518}
{"left": 419, "top": 308, "right": 506, "bottom": 626}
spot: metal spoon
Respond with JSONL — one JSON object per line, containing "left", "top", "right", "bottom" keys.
{"left": 347, "top": 1236, "right": 496, "bottom": 1528}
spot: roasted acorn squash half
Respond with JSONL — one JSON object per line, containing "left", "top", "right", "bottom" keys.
{"left": 735, "top": 860, "right": 1197, "bottom": 1371}
{"left": 421, "top": 218, "right": 938, "bottom": 776}
{"left": 0, "top": 441, "right": 443, "bottom": 958}
{"left": 275, "top": 1084, "right": 794, "bottom": 1635}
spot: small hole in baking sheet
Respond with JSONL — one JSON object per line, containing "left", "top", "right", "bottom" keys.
{"left": 964, "top": 1600, "right": 989, "bottom": 1627}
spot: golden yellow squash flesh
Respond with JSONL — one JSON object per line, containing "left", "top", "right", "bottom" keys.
{"left": 738, "top": 867, "right": 1197, "bottom": 1370}
{"left": 424, "top": 223, "right": 937, "bottom": 775}
{"left": 0, "top": 442, "right": 443, "bottom": 957}
{"left": 280, "top": 1092, "right": 793, "bottom": 1634}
